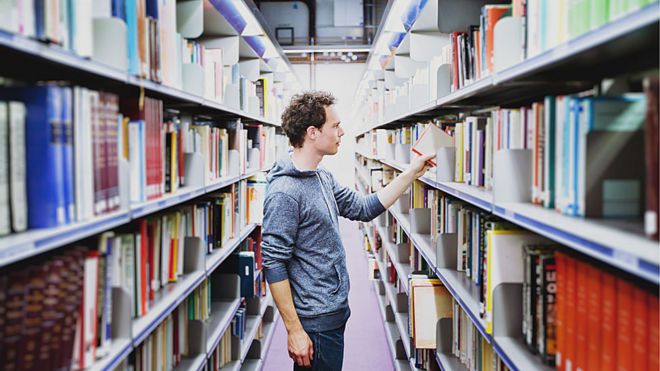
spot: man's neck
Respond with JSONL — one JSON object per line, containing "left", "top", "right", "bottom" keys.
{"left": 291, "top": 146, "right": 323, "bottom": 171}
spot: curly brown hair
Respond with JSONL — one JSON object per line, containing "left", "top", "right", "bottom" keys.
{"left": 281, "top": 91, "right": 336, "bottom": 148}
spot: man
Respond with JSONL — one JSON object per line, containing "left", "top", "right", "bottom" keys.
{"left": 262, "top": 91, "right": 434, "bottom": 370}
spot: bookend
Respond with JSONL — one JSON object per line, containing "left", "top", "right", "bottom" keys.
{"left": 112, "top": 287, "right": 133, "bottom": 342}
{"left": 492, "top": 283, "right": 523, "bottom": 338}
{"left": 435, "top": 146, "right": 456, "bottom": 182}
{"left": 410, "top": 208, "right": 431, "bottom": 234}
{"left": 411, "top": 82, "right": 431, "bottom": 109}
{"left": 434, "top": 64, "right": 452, "bottom": 99}
{"left": 493, "top": 149, "right": 532, "bottom": 204}
{"left": 395, "top": 143, "right": 412, "bottom": 165}
{"left": 176, "top": 0, "right": 203, "bottom": 39}
{"left": 396, "top": 191, "right": 411, "bottom": 214}
{"left": 377, "top": 280, "right": 386, "bottom": 296}
{"left": 383, "top": 143, "right": 396, "bottom": 162}
{"left": 182, "top": 64, "right": 205, "bottom": 97}
{"left": 184, "top": 152, "right": 205, "bottom": 188}
{"left": 376, "top": 212, "right": 388, "bottom": 227}
{"left": 246, "top": 294, "right": 262, "bottom": 316}
{"left": 395, "top": 339, "right": 407, "bottom": 360}
{"left": 92, "top": 18, "right": 128, "bottom": 71}
{"left": 395, "top": 292, "right": 408, "bottom": 314}
{"left": 435, "top": 317, "right": 453, "bottom": 355}
{"left": 435, "top": 233, "right": 458, "bottom": 269}
{"left": 385, "top": 303, "right": 395, "bottom": 322}
{"left": 184, "top": 236, "right": 206, "bottom": 274}
{"left": 247, "top": 148, "right": 261, "bottom": 171}
{"left": 248, "top": 96, "right": 261, "bottom": 116}
{"left": 224, "top": 83, "right": 241, "bottom": 110}
{"left": 187, "top": 317, "right": 207, "bottom": 356}
{"left": 494, "top": 17, "right": 524, "bottom": 72}
{"left": 228, "top": 149, "right": 240, "bottom": 176}
{"left": 263, "top": 305, "right": 275, "bottom": 323}
{"left": 395, "top": 242, "right": 410, "bottom": 264}
{"left": 207, "top": 274, "right": 240, "bottom": 355}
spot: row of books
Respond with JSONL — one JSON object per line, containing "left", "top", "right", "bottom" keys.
{"left": 131, "top": 294, "right": 192, "bottom": 371}
{"left": 364, "top": 166, "right": 660, "bottom": 369}
{"left": 0, "top": 85, "right": 123, "bottom": 233}
{"left": 0, "top": 0, "right": 292, "bottom": 120}
{"left": 450, "top": 297, "right": 509, "bottom": 371}
{"left": 0, "top": 247, "right": 87, "bottom": 371}
{"left": 0, "top": 83, "right": 285, "bottom": 237}
{"left": 361, "top": 78, "right": 659, "bottom": 240}
{"left": 208, "top": 326, "right": 233, "bottom": 370}
{"left": 525, "top": 0, "right": 657, "bottom": 58}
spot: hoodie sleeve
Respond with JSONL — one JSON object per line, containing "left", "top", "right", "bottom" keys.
{"left": 262, "top": 192, "right": 299, "bottom": 284}
{"left": 331, "top": 172, "right": 386, "bottom": 222}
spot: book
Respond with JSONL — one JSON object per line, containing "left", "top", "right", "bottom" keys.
{"left": 411, "top": 123, "right": 453, "bottom": 167}
{"left": 0, "top": 102, "right": 9, "bottom": 235}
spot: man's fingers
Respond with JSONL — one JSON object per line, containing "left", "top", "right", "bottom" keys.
{"left": 302, "top": 354, "right": 311, "bottom": 368}
{"left": 309, "top": 342, "right": 314, "bottom": 360}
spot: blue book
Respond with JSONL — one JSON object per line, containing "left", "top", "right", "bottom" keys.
{"left": 61, "top": 87, "right": 74, "bottom": 223}
{"left": 146, "top": 0, "right": 159, "bottom": 19}
{"left": 34, "top": 0, "right": 46, "bottom": 40}
{"left": 126, "top": 0, "right": 140, "bottom": 76}
{"left": 238, "top": 251, "right": 255, "bottom": 298}
{"left": 0, "top": 86, "right": 67, "bottom": 228}
{"left": 112, "top": 0, "right": 126, "bottom": 19}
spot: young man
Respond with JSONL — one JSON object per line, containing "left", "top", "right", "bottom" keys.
{"left": 262, "top": 91, "right": 434, "bottom": 370}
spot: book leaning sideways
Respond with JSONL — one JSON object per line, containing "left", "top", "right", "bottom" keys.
{"left": 411, "top": 124, "right": 453, "bottom": 167}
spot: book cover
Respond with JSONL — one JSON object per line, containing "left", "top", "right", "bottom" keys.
{"left": 632, "top": 286, "right": 649, "bottom": 371}
{"left": 8, "top": 101, "right": 27, "bottom": 232}
{"left": 616, "top": 277, "right": 634, "bottom": 370}
{"left": 0, "top": 102, "right": 9, "bottom": 235}
{"left": 0, "top": 86, "right": 67, "bottom": 228}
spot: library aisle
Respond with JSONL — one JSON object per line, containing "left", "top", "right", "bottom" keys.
{"left": 263, "top": 219, "right": 394, "bottom": 371}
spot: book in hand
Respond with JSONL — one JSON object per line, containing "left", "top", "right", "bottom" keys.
{"left": 411, "top": 124, "right": 453, "bottom": 167}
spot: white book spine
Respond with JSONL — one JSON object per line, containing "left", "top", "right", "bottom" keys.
{"left": 8, "top": 102, "right": 27, "bottom": 232}
{"left": 0, "top": 102, "right": 10, "bottom": 235}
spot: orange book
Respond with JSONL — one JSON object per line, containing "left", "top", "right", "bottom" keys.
{"left": 586, "top": 265, "right": 602, "bottom": 370}
{"left": 484, "top": 5, "right": 511, "bottom": 73}
{"left": 632, "top": 286, "right": 649, "bottom": 371}
{"left": 617, "top": 278, "right": 634, "bottom": 371}
{"left": 575, "top": 260, "right": 588, "bottom": 371}
{"left": 555, "top": 253, "right": 565, "bottom": 369}
{"left": 601, "top": 272, "right": 617, "bottom": 367}
{"left": 649, "top": 294, "right": 659, "bottom": 371}
{"left": 564, "top": 256, "right": 577, "bottom": 371}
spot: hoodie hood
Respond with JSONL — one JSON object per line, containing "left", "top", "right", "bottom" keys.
{"left": 267, "top": 155, "right": 318, "bottom": 182}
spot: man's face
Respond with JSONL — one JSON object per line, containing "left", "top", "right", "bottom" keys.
{"left": 308, "top": 105, "right": 344, "bottom": 155}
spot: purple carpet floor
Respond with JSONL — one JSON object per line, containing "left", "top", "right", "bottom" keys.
{"left": 263, "top": 218, "right": 394, "bottom": 371}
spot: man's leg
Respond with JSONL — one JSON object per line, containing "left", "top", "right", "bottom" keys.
{"left": 293, "top": 325, "right": 345, "bottom": 371}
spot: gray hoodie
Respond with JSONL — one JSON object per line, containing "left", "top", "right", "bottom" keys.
{"left": 262, "top": 156, "right": 385, "bottom": 332}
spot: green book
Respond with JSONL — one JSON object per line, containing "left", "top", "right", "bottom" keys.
{"left": 590, "top": 0, "right": 610, "bottom": 30}
{"left": 568, "top": 0, "right": 592, "bottom": 38}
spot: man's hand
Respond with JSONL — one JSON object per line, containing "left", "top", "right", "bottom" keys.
{"left": 408, "top": 153, "right": 436, "bottom": 179}
{"left": 288, "top": 327, "right": 314, "bottom": 368}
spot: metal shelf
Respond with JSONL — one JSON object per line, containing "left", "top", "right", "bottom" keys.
{"left": 207, "top": 224, "right": 258, "bottom": 274}
{"left": 435, "top": 352, "right": 467, "bottom": 371}
{"left": 132, "top": 271, "right": 207, "bottom": 345}
{"left": 357, "top": 158, "right": 660, "bottom": 284}
{"left": 494, "top": 203, "right": 660, "bottom": 284}
{"left": 0, "top": 210, "right": 130, "bottom": 268}
{"left": 206, "top": 299, "right": 244, "bottom": 355}
{"left": 493, "top": 337, "right": 554, "bottom": 371}
{"left": 88, "top": 338, "right": 133, "bottom": 371}
{"left": 0, "top": 169, "right": 267, "bottom": 268}
{"left": 173, "top": 353, "right": 207, "bottom": 371}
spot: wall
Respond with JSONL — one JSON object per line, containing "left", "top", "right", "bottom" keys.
{"left": 290, "top": 62, "right": 365, "bottom": 187}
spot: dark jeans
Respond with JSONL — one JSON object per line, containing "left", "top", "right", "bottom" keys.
{"left": 293, "top": 325, "right": 346, "bottom": 371}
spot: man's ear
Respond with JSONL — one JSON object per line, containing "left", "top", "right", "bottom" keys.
{"left": 306, "top": 126, "right": 317, "bottom": 141}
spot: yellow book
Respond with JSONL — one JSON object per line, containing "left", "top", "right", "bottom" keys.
{"left": 455, "top": 123, "right": 463, "bottom": 183}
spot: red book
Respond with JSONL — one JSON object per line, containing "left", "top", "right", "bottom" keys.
{"left": 555, "top": 253, "right": 565, "bottom": 369}
{"left": 617, "top": 278, "right": 634, "bottom": 371}
{"left": 586, "top": 265, "right": 602, "bottom": 370}
{"left": 92, "top": 93, "right": 105, "bottom": 215}
{"left": 632, "top": 286, "right": 649, "bottom": 371}
{"left": 575, "top": 260, "right": 588, "bottom": 371}
{"left": 564, "top": 255, "right": 577, "bottom": 371}
{"left": 484, "top": 6, "right": 510, "bottom": 74}
{"left": 601, "top": 272, "right": 617, "bottom": 367}
{"left": 649, "top": 294, "right": 659, "bottom": 371}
